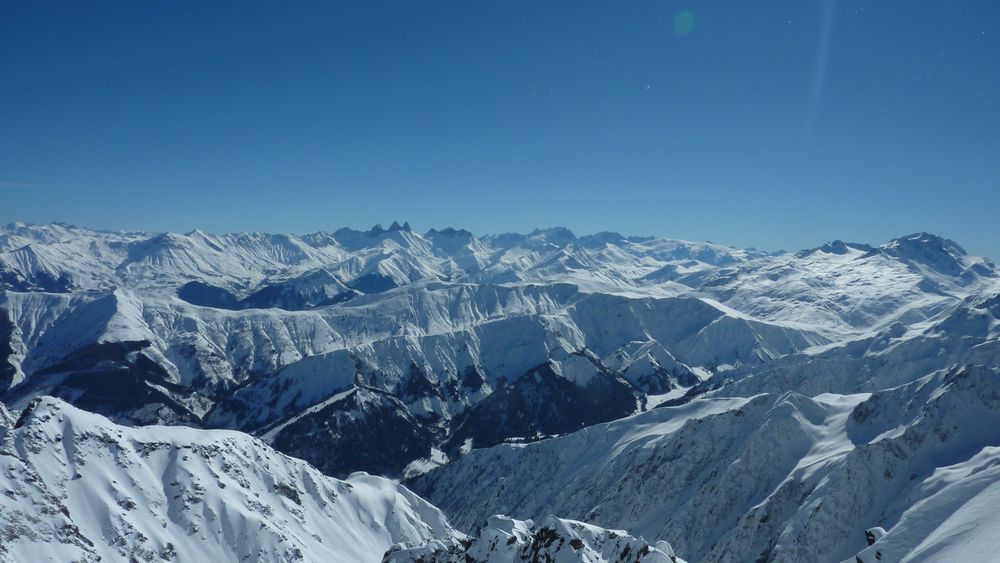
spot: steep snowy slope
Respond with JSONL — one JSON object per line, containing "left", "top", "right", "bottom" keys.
{"left": 409, "top": 366, "right": 1000, "bottom": 563}
{"left": 0, "top": 396, "right": 462, "bottom": 562}
{"left": 1, "top": 280, "right": 816, "bottom": 475}
{"left": 0, "top": 396, "right": 683, "bottom": 563}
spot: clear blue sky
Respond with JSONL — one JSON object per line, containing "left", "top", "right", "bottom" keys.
{"left": 1, "top": 1, "right": 998, "bottom": 257}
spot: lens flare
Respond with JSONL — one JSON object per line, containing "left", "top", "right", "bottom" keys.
{"left": 673, "top": 10, "right": 695, "bottom": 36}
{"left": 805, "top": 0, "right": 837, "bottom": 149}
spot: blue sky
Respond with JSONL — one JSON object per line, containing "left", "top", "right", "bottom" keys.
{"left": 1, "top": 1, "right": 998, "bottom": 257}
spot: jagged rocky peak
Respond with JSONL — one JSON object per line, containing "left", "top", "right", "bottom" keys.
{"left": 819, "top": 239, "right": 852, "bottom": 254}
{"left": 329, "top": 221, "right": 417, "bottom": 250}
{"left": 383, "top": 515, "right": 684, "bottom": 563}
{"left": 372, "top": 221, "right": 412, "bottom": 234}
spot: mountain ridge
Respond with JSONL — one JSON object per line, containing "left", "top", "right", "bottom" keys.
{"left": 2, "top": 222, "right": 997, "bottom": 481}
{"left": 1, "top": 222, "right": 999, "bottom": 561}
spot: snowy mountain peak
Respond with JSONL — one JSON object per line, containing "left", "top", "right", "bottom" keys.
{"left": 0, "top": 395, "right": 463, "bottom": 562}
{"left": 884, "top": 232, "right": 967, "bottom": 256}
{"left": 874, "top": 232, "right": 973, "bottom": 276}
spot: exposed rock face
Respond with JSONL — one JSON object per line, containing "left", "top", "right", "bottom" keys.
{"left": 444, "top": 360, "right": 640, "bottom": 453}
{"left": 266, "top": 385, "right": 436, "bottom": 478}
{"left": 0, "top": 310, "right": 15, "bottom": 391}
{"left": 3, "top": 340, "right": 200, "bottom": 426}
{"left": 865, "top": 527, "right": 886, "bottom": 547}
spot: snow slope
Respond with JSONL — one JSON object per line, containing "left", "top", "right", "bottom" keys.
{"left": 410, "top": 366, "right": 1000, "bottom": 562}
{"left": 702, "top": 290, "right": 1000, "bottom": 399}
{"left": 2, "top": 223, "right": 1000, "bottom": 561}
{"left": 2, "top": 223, "right": 997, "bottom": 477}
{"left": 0, "top": 396, "right": 461, "bottom": 562}
{"left": 0, "top": 396, "right": 683, "bottom": 563}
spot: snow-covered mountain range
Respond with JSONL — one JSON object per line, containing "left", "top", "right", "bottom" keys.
{"left": 411, "top": 365, "right": 1000, "bottom": 562}
{"left": 2, "top": 222, "right": 999, "bottom": 561}
{"left": 0, "top": 396, "right": 679, "bottom": 562}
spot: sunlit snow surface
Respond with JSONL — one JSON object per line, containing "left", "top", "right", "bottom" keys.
{"left": 411, "top": 367, "right": 1000, "bottom": 562}
{"left": 2, "top": 225, "right": 994, "bottom": 418}
{"left": 0, "top": 397, "right": 461, "bottom": 562}
{"left": 3, "top": 223, "right": 1000, "bottom": 562}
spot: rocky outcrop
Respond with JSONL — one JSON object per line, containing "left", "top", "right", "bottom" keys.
{"left": 383, "top": 515, "right": 683, "bottom": 563}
